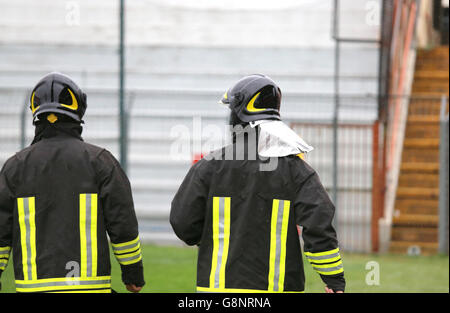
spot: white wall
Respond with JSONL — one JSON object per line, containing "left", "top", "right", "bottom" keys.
{"left": 0, "top": 0, "right": 379, "bottom": 47}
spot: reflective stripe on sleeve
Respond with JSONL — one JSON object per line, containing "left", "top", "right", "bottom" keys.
{"left": 112, "top": 236, "right": 142, "bottom": 265}
{"left": 305, "top": 248, "right": 344, "bottom": 275}
{"left": 0, "top": 246, "right": 11, "bottom": 271}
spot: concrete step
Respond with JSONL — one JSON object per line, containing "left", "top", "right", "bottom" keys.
{"left": 414, "top": 70, "right": 449, "bottom": 80}
{"left": 413, "top": 78, "right": 450, "bottom": 88}
{"left": 416, "top": 46, "right": 450, "bottom": 61}
{"left": 400, "top": 162, "right": 439, "bottom": 173}
{"left": 396, "top": 187, "right": 439, "bottom": 200}
{"left": 412, "top": 84, "right": 449, "bottom": 94}
{"left": 398, "top": 172, "right": 439, "bottom": 189}
{"left": 394, "top": 198, "right": 439, "bottom": 215}
{"left": 405, "top": 122, "right": 440, "bottom": 138}
{"left": 393, "top": 213, "right": 439, "bottom": 227}
{"left": 407, "top": 115, "right": 441, "bottom": 123}
{"left": 403, "top": 138, "right": 440, "bottom": 149}
{"left": 401, "top": 147, "right": 439, "bottom": 163}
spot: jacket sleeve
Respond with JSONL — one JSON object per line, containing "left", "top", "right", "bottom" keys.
{"left": 95, "top": 150, "right": 145, "bottom": 287}
{"left": 170, "top": 160, "right": 209, "bottom": 246}
{"left": 292, "top": 158, "right": 345, "bottom": 292}
{"left": 0, "top": 158, "right": 15, "bottom": 283}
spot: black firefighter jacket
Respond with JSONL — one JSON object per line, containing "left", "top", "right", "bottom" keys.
{"left": 0, "top": 123, "right": 144, "bottom": 293}
{"left": 171, "top": 128, "right": 345, "bottom": 293}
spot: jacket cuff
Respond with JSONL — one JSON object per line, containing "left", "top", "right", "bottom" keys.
{"left": 320, "top": 273, "right": 346, "bottom": 292}
{"left": 121, "top": 261, "right": 145, "bottom": 287}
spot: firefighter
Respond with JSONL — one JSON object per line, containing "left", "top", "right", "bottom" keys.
{"left": 170, "top": 74, "right": 345, "bottom": 293}
{"left": 0, "top": 72, "right": 144, "bottom": 293}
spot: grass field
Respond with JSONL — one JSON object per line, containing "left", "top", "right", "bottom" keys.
{"left": 0, "top": 244, "right": 448, "bottom": 293}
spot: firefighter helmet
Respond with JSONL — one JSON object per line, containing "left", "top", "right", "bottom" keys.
{"left": 30, "top": 72, "right": 87, "bottom": 124}
{"left": 219, "top": 74, "right": 281, "bottom": 123}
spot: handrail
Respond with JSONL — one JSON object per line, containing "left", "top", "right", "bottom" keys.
{"left": 378, "top": 0, "right": 419, "bottom": 253}
{"left": 439, "top": 95, "right": 449, "bottom": 254}
{"left": 387, "top": 0, "right": 418, "bottom": 170}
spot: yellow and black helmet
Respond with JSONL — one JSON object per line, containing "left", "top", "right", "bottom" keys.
{"left": 30, "top": 72, "right": 87, "bottom": 124}
{"left": 219, "top": 74, "right": 281, "bottom": 123}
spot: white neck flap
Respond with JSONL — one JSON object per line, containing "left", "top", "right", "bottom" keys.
{"left": 249, "top": 120, "right": 314, "bottom": 158}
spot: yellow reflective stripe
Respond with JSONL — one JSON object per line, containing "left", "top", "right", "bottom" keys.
{"left": 197, "top": 286, "right": 304, "bottom": 293}
{"left": 312, "top": 260, "right": 343, "bottom": 269}
{"left": 306, "top": 254, "right": 341, "bottom": 264}
{"left": 246, "top": 92, "right": 266, "bottom": 112}
{"left": 0, "top": 246, "right": 11, "bottom": 261}
{"left": 60, "top": 88, "right": 78, "bottom": 111}
{"left": 79, "top": 194, "right": 87, "bottom": 277}
{"left": 114, "top": 242, "right": 141, "bottom": 254}
{"left": 30, "top": 92, "right": 40, "bottom": 114}
{"left": 17, "top": 197, "right": 37, "bottom": 281}
{"left": 111, "top": 236, "right": 140, "bottom": 248}
{"left": 267, "top": 199, "right": 279, "bottom": 292}
{"left": 48, "top": 289, "right": 111, "bottom": 293}
{"left": 278, "top": 200, "right": 290, "bottom": 292}
{"left": 119, "top": 254, "right": 142, "bottom": 265}
{"left": 80, "top": 193, "right": 99, "bottom": 277}
{"left": 219, "top": 197, "right": 231, "bottom": 289}
{"left": 268, "top": 199, "right": 291, "bottom": 292}
{"left": 304, "top": 247, "right": 339, "bottom": 257}
{"left": 113, "top": 235, "right": 142, "bottom": 265}
{"left": 209, "top": 197, "right": 220, "bottom": 288}
{"left": 209, "top": 197, "right": 231, "bottom": 289}
{"left": 315, "top": 267, "right": 344, "bottom": 275}
{"left": 15, "top": 276, "right": 111, "bottom": 293}
{"left": 16, "top": 284, "right": 111, "bottom": 293}
{"left": 115, "top": 248, "right": 141, "bottom": 260}
{"left": 28, "top": 197, "right": 37, "bottom": 281}
{"left": 0, "top": 246, "right": 11, "bottom": 252}
{"left": 15, "top": 276, "right": 111, "bottom": 284}
{"left": 90, "top": 194, "right": 98, "bottom": 277}
{"left": 17, "top": 198, "right": 28, "bottom": 280}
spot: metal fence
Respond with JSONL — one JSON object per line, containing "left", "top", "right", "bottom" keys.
{"left": 1, "top": 89, "right": 447, "bottom": 253}
{"left": 0, "top": 89, "right": 378, "bottom": 252}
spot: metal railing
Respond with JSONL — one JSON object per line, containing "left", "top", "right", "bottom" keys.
{"left": 377, "top": 0, "right": 420, "bottom": 253}
{"left": 3, "top": 89, "right": 447, "bottom": 253}
{"left": 439, "top": 96, "right": 449, "bottom": 254}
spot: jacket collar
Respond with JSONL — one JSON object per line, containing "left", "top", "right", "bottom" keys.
{"left": 31, "top": 122, "right": 83, "bottom": 145}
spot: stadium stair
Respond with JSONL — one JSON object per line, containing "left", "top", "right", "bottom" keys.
{"left": 390, "top": 45, "right": 449, "bottom": 255}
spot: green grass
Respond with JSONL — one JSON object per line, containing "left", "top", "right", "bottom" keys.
{"left": 1, "top": 245, "right": 448, "bottom": 293}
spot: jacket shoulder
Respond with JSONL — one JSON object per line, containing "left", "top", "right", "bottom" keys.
{"left": 285, "top": 154, "right": 316, "bottom": 184}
